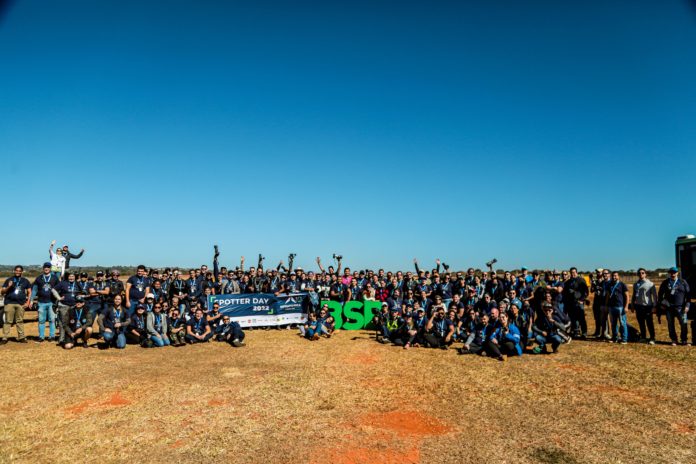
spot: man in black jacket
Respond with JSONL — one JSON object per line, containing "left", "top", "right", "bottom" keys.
{"left": 61, "top": 244, "right": 85, "bottom": 271}
{"left": 658, "top": 267, "right": 691, "bottom": 346}
{"left": 563, "top": 267, "right": 589, "bottom": 339}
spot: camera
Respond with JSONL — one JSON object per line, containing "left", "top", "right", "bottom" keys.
{"left": 258, "top": 254, "right": 265, "bottom": 262}
{"left": 289, "top": 253, "right": 296, "bottom": 260}
{"left": 333, "top": 254, "right": 343, "bottom": 261}
{"left": 485, "top": 258, "right": 497, "bottom": 268}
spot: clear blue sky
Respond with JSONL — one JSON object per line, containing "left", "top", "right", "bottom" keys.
{"left": 1, "top": 0, "right": 695, "bottom": 271}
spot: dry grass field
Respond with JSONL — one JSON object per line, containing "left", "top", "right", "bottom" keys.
{"left": 0, "top": 311, "right": 694, "bottom": 464}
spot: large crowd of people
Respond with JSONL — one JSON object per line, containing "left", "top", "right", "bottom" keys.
{"left": 0, "top": 243, "right": 693, "bottom": 357}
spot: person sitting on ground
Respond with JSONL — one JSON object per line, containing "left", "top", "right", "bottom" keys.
{"left": 186, "top": 308, "right": 212, "bottom": 343}
{"left": 300, "top": 312, "right": 321, "bottom": 340}
{"left": 486, "top": 313, "right": 523, "bottom": 360}
{"left": 215, "top": 315, "right": 246, "bottom": 347}
{"left": 62, "top": 296, "right": 91, "bottom": 349}
{"left": 146, "top": 302, "right": 170, "bottom": 347}
{"left": 207, "top": 302, "right": 223, "bottom": 331}
{"left": 167, "top": 308, "right": 187, "bottom": 346}
{"left": 102, "top": 294, "right": 130, "bottom": 349}
{"left": 126, "top": 304, "right": 149, "bottom": 346}
{"left": 532, "top": 303, "right": 565, "bottom": 354}
{"left": 459, "top": 312, "right": 490, "bottom": 355}
{"left": 377, "top": 307, "right": 403, "bottom": 344}
{"left": 424, "top": 306, "right": 455, "bottom": 349}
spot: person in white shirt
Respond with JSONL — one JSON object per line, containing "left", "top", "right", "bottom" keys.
{"left": 49, "top": 240, "right": 66, "bottom": 280}
{"left": 631, "top": 268, "right": 657, "bottom": 344}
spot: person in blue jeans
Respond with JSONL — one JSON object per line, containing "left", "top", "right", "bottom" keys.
{"left": 102, "top": 294, "right": 129, "bottom": 349}
{"left": 32, "top": 262, "right": 60, "bottom": 342}
{"left": 146, "top": 302, "right": 170, "bottom": 347}
{"left": 605, "top": 271, "right": 629, "bottom": 344}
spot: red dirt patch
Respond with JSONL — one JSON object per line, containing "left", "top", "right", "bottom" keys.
{"left": 208, "top": 399, "right": 228, "bottom": 407}
{"left": 65, "top": 400, "right": 92, "bottom": 415}
{"left": 672, "top": 422, "right": 695, "bottom": 434}
{"left": 170, "top": 439, "right": 185, "bottom": 449}
{"left": 359, "top": 411, "right": 451, "bottom": 437}
{"left": 102, "top": 392, "right": 130, "bottom": 407}
{"left": 65, "top": 392, "right": 130, "bottom": 415}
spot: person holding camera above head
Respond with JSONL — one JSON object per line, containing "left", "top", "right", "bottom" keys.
{"left": 146, "top": 302, "right": 170, "bottom": 347}
{"left": 658, "top": 266, "right": 691, "bottom": 346}
{"left": 1, "top": 265, "right": 32, "bottom": 344}
{"left": 186, "top": 308, "right": 213, "bottom": 343}
{"left": 61, "top": 296, "right": 91, "bottom": 349}
{"left": 102, "top": 294, "right": 129, "bottom": 349}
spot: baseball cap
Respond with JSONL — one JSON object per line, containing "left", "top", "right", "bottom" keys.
{"left": 136, "top": 304, "right": 146, "bottom": 310}
{"left": 96, "top": 271, "right": 104, "bottom": 276}
{"left": 669, "top": 266, "right": 679, "bottom": 273}
{"left": 80, "top": 272, "right": 88, "bottom": 278}
{"left": 146, "top": 293, "right": 155, "bottom": 299}
{"left": 381, "top": 302, "right": 388, "bottom": 307}
{"left": 43, "top": 262, "right": 51, "bottom": 269}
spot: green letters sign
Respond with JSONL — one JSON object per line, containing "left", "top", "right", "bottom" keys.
{"left": 321, "top": 300, "right": 381, "bottom": 330}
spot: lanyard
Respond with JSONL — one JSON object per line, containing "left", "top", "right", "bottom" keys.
{"left": 195, "top": 318, "right": 204, "bottom": 332}
{"left": 610, "top": 281, "right": 621, "bottom": 298}
{"left": 669, "top": 278, "right": 679, "bottom": 293}
{"left": 68, "top": 282, "right": 76, "bottom": 294}
{"left": 75, "top": 309, "right": 83, "bottom": 326}
{"left": 115, "top": 308, "right": 121, "bottom": 319}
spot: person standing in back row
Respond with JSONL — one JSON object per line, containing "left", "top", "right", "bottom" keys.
{"left": 1, "top": 265, "right": 32, "bottom": 344}
{"left": 605, "top": 271, "right": 629, "bottom": 345}
{"left": 658, "top": 266, "right": 691, "bottom": 346}
{"left": 631, "top": 268, "right": 657, "bottom": 344}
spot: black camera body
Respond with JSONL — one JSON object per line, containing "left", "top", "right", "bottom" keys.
{"left": 289, "top": 253, "right": 297, "bottom": 260}
{"left": 333, "top": 254, "right": 343, "bottom": 261}
{"left": 486, "top": 258, "right": 498, "bottom": 268}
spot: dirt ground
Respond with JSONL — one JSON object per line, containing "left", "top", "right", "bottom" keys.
{"left": 0, "top": 311, "right": 694, "bottom": 464}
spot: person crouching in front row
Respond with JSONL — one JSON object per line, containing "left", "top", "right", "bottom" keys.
{"left": 186, "top": 308, "right": 213, "bottom": 343}
{"left": 215, "top": 315, "right": 246, "bottom": 347}
{"left": 167, "top": 308, "right": 187, "bottom": 346}
{"left": 61, "top": 296, "right": 92, "bottom": 349}
{"left": 102, "top": 294, "right": 129, "bottom": 349}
